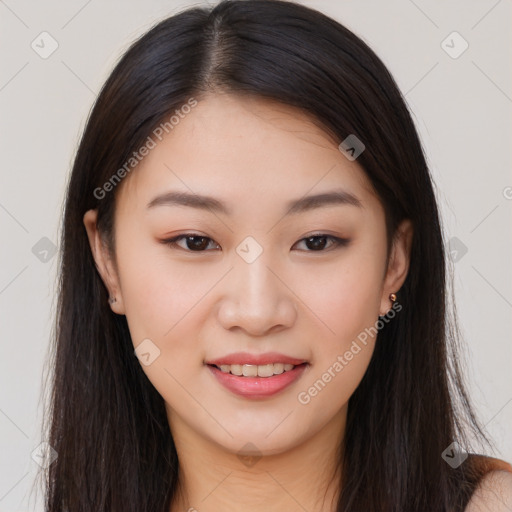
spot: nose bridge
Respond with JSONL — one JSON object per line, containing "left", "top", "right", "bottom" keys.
{"left": 217, "top": 240, "right": 297, "bottom": 334}
{"left": 233, "top": 244, "right": 281, "bottom": 308}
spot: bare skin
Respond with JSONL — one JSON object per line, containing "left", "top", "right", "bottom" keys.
{"left": 84, "top": 93, "right": 414, "bottom": 511}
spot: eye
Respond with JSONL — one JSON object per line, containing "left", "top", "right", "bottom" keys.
{"left": 161, "top": 233, "right": 220, "bottom": 252}
{"left": 292, "top": 234, "right": 349, "bottom": 252}
{"left": 161, "top": 232, "right": 349, "bottom": 253}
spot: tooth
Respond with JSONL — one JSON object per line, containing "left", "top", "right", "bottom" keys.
{"left": 273, "top": 363, "right": 284, "bottom": 374}
{"left": 215, "top": 362, "right": 300, "bottom": 376}
{"left": 230, "top": 364, "right": 243, "bottom": 376}
{"left": 242, "top": 364, "right": 258, "bottom": 377}
{"left": 257, "top": 364, "right": 274, "bottom": 377}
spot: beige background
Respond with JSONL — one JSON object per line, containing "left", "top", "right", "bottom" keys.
{"left": 0, "top": 0, "right": 511, "bottom": 510}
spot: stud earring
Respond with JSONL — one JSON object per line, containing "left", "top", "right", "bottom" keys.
{"left": 108, "top": 296, "right": 117, "bottom": 305}
{"left": 379, "top": 292, "right": 397, "bottom": 318}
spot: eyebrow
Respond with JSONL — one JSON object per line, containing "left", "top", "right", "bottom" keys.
{"left": 146, "top": 189, "right": 363, "bottom": 215}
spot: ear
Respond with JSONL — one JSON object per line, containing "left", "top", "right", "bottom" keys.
{"left": 379, "top": 219, "right": 413, "bottom": 316}
{"left": 83, "top": 209, "right": 125, "bottom": 315}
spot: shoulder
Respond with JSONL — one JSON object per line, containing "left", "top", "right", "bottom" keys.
{"left": 464, "top": 467, "right": 512, "bottom": 512}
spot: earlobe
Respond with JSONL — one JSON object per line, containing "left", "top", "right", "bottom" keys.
{"left": 83, "top": 209, "right": 125, "bottom": 314}
{"left": 379, "top": 219, "right": 414, "bottom": 316}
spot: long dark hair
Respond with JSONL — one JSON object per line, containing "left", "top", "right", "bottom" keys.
{"left": 40, "top": 1, "right": 493, "bottom": 510}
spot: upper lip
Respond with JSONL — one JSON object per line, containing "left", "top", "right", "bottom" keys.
{"left": 206, "top": 352, "right": 307, "bottom": 366}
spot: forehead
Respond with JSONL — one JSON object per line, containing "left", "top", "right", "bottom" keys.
{"left": 116, "top": 93, "right": 377, "bottom": 212}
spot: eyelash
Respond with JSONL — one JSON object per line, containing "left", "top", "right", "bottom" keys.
{"left": 161, "top": 233, "right": 349, "bottom": 253}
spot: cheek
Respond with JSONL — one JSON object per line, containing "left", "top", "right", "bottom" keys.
{"left": 292, "top": 247, "right": 383, "bottom": 406}
{"left": 114, "top": 229, "right": 215, "bottom": 346}
{"left": 295, "top": 262, "right": 379, "bottom": 415}
{"left": 295, "top": 252, "right": 383, "bottom": 342}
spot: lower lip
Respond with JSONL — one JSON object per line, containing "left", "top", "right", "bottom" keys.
{"left": 207, "top": 364, "right": 308, "bottom": 399}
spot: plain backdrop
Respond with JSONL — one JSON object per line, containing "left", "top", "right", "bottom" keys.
{"left": 0, "top": 0, "right": 511, "bottom": 510}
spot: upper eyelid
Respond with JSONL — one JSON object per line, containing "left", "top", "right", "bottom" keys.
{"left": 166, "top": 232, "right": 339, "bottom": 242}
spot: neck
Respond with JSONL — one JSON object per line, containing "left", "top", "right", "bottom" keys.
{"left": 168, "top": 406, "right": 346, "bottom": 512}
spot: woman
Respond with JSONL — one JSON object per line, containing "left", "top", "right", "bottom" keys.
{"left": 41, "top": 1, "right": 512, "bottom": 510}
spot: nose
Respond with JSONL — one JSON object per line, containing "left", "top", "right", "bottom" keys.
{"left": 216, "top": 251, "right": 298, "bottom": 337}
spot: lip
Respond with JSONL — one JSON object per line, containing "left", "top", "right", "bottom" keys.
{"left": 206, "top": 362, "right": 308, "bottom": 399}
{"left": 205, "top": 352, "right": 307, "bottom": 366}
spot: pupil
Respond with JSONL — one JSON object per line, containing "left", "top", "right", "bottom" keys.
{"left": 306, "top": 236, "right": 327, "bottom": 250}
{"left": 187, "top": 236, "right": 208, "bottom": 250}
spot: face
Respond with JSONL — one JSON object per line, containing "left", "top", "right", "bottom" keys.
{"left": 84, "top": 93, "right": 412, "bottom": 457}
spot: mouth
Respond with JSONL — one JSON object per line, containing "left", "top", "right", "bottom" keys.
{"left": 205, "top": 358, "right": 309, "bottom": 398}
